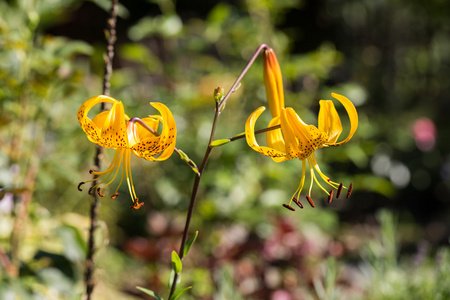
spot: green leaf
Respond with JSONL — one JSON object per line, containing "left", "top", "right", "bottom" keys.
{"left": 136, "top": 287, "right": 164, "bottom": 300}
{"left": 210, "top": 139, "right": 230, "bottom": 147}
{"left": 171, "top": 251, "right": 182, "bottom": 273}
{"left": 169, "top": 286, "right": 192, "bottom": 300}
{"left": 183, "top": 231, "right": 198, "bottom": 257}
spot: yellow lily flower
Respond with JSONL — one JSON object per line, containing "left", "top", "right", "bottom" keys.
{"left": 245, "top": 49, "right": 358, "bottom": 210}
{"left": 77, "top": 95, "right": 176, "bottom": 208}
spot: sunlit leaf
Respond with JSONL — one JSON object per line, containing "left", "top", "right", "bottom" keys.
{"left": 136, "top": 286, "right": 164, "bottom": 300}
{"left": 169, "top": 286, "right": 192, "bottom": 300}
{"left": 183, "top": 231, "right": 198, "bottom": 257}
{"left": 171, "top": 251, "right": 182, "bottom": 273}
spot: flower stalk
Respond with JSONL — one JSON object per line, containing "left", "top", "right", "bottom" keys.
{"left": 168, "top": 44, "right": 270, "bottom": 298}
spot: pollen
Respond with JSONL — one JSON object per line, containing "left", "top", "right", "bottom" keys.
{"left": 347, "top": 182, "right": 353, "bottom": 199}
{"left": 336, "top": 183, "right": 344, "bottom": 199}
{"left": 306, "top": 195, "right": 315, "bottom": 208}
{"left": 97, "top": 188, "right": 105, "bottom": 197}
{"left": 130, "top": 198, "right": 144, "bottom": 210}
{"left": 327, "top": 190, "right": 334, "bottom": 203}
{"left": 292, "top": 197, "right": 303, "bottom": 209}
{"left": 282, "top": 204, "right": 295, "bottom": 211}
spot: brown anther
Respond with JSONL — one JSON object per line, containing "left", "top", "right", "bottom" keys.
{"left": 327, "top": 190, "right": 334, "bottom": 203}
{"left": 306, "top": 195, "right": 315, "bottom": 208}
{"left": 78, "top": 182, "right": 85, "bottom": 191}
{"left": 282, "top": 204, "right": 296, "bottom": 211}
{"left": 347, "top": 182, "right": 353, "bottom": 199}
{"left": 292, "top": 197, "right": 303, "bottom": 209}
{"left": 336, "top": 183, "right": 344, "bottom": 199}
{"left": 97, "top": 188, "right": 105, "bottom": 197}
{"left": 111, "top": 192, "right": 119, "bottom": 199}
{"left": 88, "top": 187, "right": 94, "bottom": 195}
{"left": 130, "top": 198, "right": 144, "bottom": 210}
{"left": 89, "top": 170, "right": 94, "bottom": 174}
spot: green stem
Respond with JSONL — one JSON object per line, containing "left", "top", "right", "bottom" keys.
{"left": 168, "top": 43, "right": 270, "bottom": 298}
{"left": 228, "top": 124, "right": 281, "bottom": 142}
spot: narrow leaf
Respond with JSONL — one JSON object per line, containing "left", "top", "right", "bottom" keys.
{"left": 171, "top": 250, "right": 182, "bottom": 273}
{"left": 169, "top": 286, "right": 192, "bottom": 300}
{"left": 183, "top": 231, "right": 198, "bottom": 257}
{"left": 136, "top": 287, "right": 164, "bottom": 300}
{"left": 210, "top": 139, "right": 230, "bottom": 147}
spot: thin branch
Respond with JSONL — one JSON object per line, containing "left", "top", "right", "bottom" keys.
{"left": 168, "top": 44, "right": 269, "bottom": 298}
{"left": 228, "top": 124, "right": 281, "bottom": 142}
{"left": 217, "top": 44, "right": 269, "bottom": 112}
{"left": 85, "top": 0, "right": 118, "bottom": 299}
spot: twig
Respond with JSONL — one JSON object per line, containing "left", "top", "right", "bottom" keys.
{"left": 217, "top": 44, "right": 268, "bottom": 112}
{"left": 228, "top": 124, "right": 281, "bottom": 142}
{"left": 85, "top": 0, "right": 118, "bottom": 299}
{"left": 168, "top": 44, "right": 269, "bottom": 298}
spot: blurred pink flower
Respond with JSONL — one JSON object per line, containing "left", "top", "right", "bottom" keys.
{"left": 412, "top": 117, "right": 436, "bottom": 152}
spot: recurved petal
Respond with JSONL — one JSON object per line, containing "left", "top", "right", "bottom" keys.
{"left": 85, "top": 110, "right": 109, "bottom": 144}
{"left": 77, "top": 95, "right": 117, "bottom": 146}
{"left": 132, "top": 102, "right": 176, "bottom": 161}
{"left": 77, "top": 95, "right": 117, "bottom": 124}
{"left": 142, "top": 138, "right": 176, "bottom": 162}
{"left": 245, "top": 106, "right": 286, "bottom": 159}
{"left": 327, "top": 93, "right": 358, "bottom": 146}
{"left": 100, "top": 101, "right": 128, "bottom": 149}
{"left": 318, "top": 100, "right": 342, "bottom": 144}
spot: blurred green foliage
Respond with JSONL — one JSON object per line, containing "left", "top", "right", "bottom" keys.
{"left": 1, "top": 0, "right": 450, "bottom": 299}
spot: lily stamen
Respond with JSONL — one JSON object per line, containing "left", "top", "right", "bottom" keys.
{"left": 327, "top": 190, "right": 334, "bottom": 203}
{"left": 97, "top": 188, "right": 105, "bottom": 197}
{"left": 282, "top": 204, "right": 296, "bottom": 211}
{"left": 336, "top": 183, "right": 344, "bottom": 199}
{"left": 306, "top": 195, "right": 315, "bottom": 208}
{"left": 130, "top": 198, "right": 144, "bottom": 210}
{"left": 347, "top": 183, "right": 353, "bottom": 199}
{"left": 292, "top": 197, "right": 303, "bottom": 209}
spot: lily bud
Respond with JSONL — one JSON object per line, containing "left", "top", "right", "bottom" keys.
{"left": 214, "top": 86, "right": 225, "bottom": 104}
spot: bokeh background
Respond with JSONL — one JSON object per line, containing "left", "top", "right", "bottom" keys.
{"left": 1, "top": 0, "right": 450, "bottom": 299}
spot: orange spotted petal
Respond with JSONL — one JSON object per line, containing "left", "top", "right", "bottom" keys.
{"left": 285, "top": 108, "right": 327, "bottom": 160}
{"left": 132, "top": 102, "right": 176, "bottom": 161}
{"left": 99, "top": 101, "right": 128, "bottom": 149}
{"left": 77, "top": 95, "right": 117, "bottom": 146}
{"left": 245, "top": 106, "right": 286, "bottom": 159}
